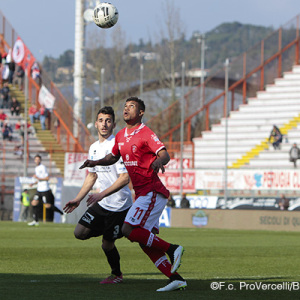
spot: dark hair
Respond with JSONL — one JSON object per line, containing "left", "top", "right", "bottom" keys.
{"left": 126, "top": 97, "right": 145, "bottom": 112}
{"left": 34, "top": 154, "right": 42, "bottom": 160}
{"left": 96, "top": 106, "right": 115, "bottom": 122}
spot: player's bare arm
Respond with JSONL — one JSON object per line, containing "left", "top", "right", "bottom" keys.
{"left": 86, "top": 172, "right": 130, "bottom": 206}
{"left": 151, "top": 149, "right": 170, "bottom": 173}
{"left": 79, "top": 153, "right": 119, "bottom": 169}
{"left": 63, "top": 172, "right": 97, "bottom": 213}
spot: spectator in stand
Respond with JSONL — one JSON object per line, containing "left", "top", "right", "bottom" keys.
{"left": 14, "top": 144, "right": 24, "bottom": 159}
{"left": 0, "top": 109, "right": 8, "bottom": 128}
{"left": 269, "top": 125, "right": 283, "bottom": 150}
{"left": 15, "top": 65, "right": 25, "bottom": 90}
{"left": 8, "top": 60, "right": 15, "bottom": 84}
{"left": 39, "top": 104, "right": 48, "bottom": 130}
{"left": 1, "top": 52, "right": 9, "bottom": 81}
{"left": 289, "top": 143, "right": 300, "bottom": 168}
{"left": 15, "top": 120, "right": 32, "bottom": 144}
{"left": 167, "top": 194, "right": 176, "bottom": 208}
{"left": 180, "top": 194, "right": 190, "bottom": 208}
{"left": 1, "top": 82, "right": 10, "bottom": 109}
{"left": 10, "top": 97, "right": 21, "bottom": 116}
{"left": 2, "top": 121, "right": 13, "bottom": 141}
{"left": 279, "top": 194, "right": 289, "bottom": 211}
{"left": 31, "top": 61, "right": 42, "bottom": 86}
{"left": 28, "top": 104, "right": 40, "bottom": 124}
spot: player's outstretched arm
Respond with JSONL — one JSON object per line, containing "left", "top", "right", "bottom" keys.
{"left": 151, "top": 149, "right": 170, "bottom": 174}
{"left": 79, "top": 153, "right": 119, "bottom": 169}
{"left": 63, "top": 199, "right": 81, "bottom": 213}
{"left": 86, "top": 172, "right": 130, "bottom": 206}
{"left": 63, "top": 172, "right": 97, "bottom": 213}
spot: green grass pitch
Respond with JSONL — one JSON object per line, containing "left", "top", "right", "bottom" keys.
{"left": 0, "top": 221, "right": 300, "bottom": 299}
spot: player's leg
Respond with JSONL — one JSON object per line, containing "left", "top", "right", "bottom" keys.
{"left": 73, "top": 223, "right": 99, "bottom": 240}
{"left": 100, "top": 239, "right": 123, "bottom": 284}
{"left": 75, "top": 204, "right": 104, "bottom": 240}
{"left": 140, "top": 244, "right": 187, "bottom": 291}
{"left": 44, "top": 190, "right": 64, "bottom": 215}
{"left": 122, "top": 192, "right": 184, "bottom": 273}
{"left": 100, "top": 208, "right": 129, "bottom": 284}
{"left": 28, "top": 194, "right": 40, "bottom": 226}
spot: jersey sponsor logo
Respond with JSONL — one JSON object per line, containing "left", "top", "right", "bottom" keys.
{"left": 124, "top": 154, "right": 138, "bottom": 166}
{"left": 96, "top": 166, "right": 112, "bottom": 173}
{"left": 124, "top": 161, "right": 138, "bottom": 166}
{"left": 126, "top": 136, "right": 132, "bottom": 143}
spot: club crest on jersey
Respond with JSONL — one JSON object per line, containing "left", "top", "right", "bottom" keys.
{"left": 131, "top": 145, "right": 137, "bottom": 153}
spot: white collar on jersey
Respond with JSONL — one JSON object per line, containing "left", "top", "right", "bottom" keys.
{"left": 124, "top": 123, "right": 145, "bottom": 137}
{"left": 98, "top": 134, "right": 115, "bottom": 144}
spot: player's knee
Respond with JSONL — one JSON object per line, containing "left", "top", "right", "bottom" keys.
{"left": 74, "top": 228, "right": 87, "bottom": 240}
{"left": 102, "top": 240, "right": 115, "bottom": 252}
{"left": 121, "top": 223, "right": 132, "bottom": 238}
{"left": 31, "top": 200, "right": 38, "bottom": 206}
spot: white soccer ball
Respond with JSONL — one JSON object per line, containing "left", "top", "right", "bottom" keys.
{"left": 93, "top": 2, "right": 119, "bottom": 29}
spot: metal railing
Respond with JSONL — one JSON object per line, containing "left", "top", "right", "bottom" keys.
{"left": 0, "top": 10, "right": 94, "bottom": 154}
{"left": 146, "top": 15, "right": 300, "bottom": 156}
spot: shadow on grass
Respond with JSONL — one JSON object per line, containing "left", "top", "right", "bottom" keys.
{"left": 0, "top": 273, "right": 297, "bottom": 300}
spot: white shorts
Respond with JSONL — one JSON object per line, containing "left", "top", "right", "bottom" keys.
{"left": 124, "top": 191, "right": 167, "bottom": 233}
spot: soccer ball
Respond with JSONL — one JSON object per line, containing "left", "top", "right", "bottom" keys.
{"left": 92, "top": 2, "right": 119, "bottom": 29}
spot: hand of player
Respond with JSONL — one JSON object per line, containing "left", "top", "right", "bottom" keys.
{"left": 79, "top": 159, "right": 97, "bottom": 169}
{"left": 86, "top": 193, "right": 103, "bottom": 206}
{"left": 63, "top": 199, "right": 80, "bottom": 213}
{"left": 151, "top": 159, "right": 165, "bottom": 174}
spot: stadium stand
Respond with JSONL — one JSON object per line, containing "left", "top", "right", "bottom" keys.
{"left": 193, "top": 65, "right": 300, "bottom": 169}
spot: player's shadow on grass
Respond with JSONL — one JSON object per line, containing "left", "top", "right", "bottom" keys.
{"left": 1, "top": 273, "right": 296, "bottom": 300}
{"left": 0, "top": 273, "right": 200, "bottom": 300}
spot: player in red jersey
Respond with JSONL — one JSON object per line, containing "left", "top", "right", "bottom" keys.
{"left": 80, "top": 97, "right": 186, "bottom": 292}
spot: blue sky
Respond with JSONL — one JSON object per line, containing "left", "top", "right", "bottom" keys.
{"left": 0, "top": 0, "right": 299, "bottom": 61}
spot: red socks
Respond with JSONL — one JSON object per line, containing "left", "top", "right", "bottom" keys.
{"left": 141, "top": 246, "right": 174, "bottom": 278}
{"left": 128, "top": 227, "right": 170, "bottom": 252}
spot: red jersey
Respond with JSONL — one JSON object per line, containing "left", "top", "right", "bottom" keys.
{"left": 28, "top": 106, "right": 38, "bottom": 115}
{"left": 0, "top": 113, "right": 7, "bottom": 121}
{"left": 112, "top": 123, "right": 170, "bottom": 199}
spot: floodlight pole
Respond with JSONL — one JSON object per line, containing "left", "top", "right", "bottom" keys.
{"left": 100, "top": 68, "right": 105, "bottom": 108}
{"left": 23, "top": 70, "right": 28, "bottom": 177}
{"left": 224, "top": 58, "right": 229, "bottom": 208}
{"left": 73, "top": 0, "right": 86, "bottom": 137}
{"left": 200, "top": 34, "right": 206, "bottom": 108}
{"left": 180, "top": 62, "right": 185, "bottom": 199}
{"left": 140, "top": 64, "right": 144, "bottom": 97}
